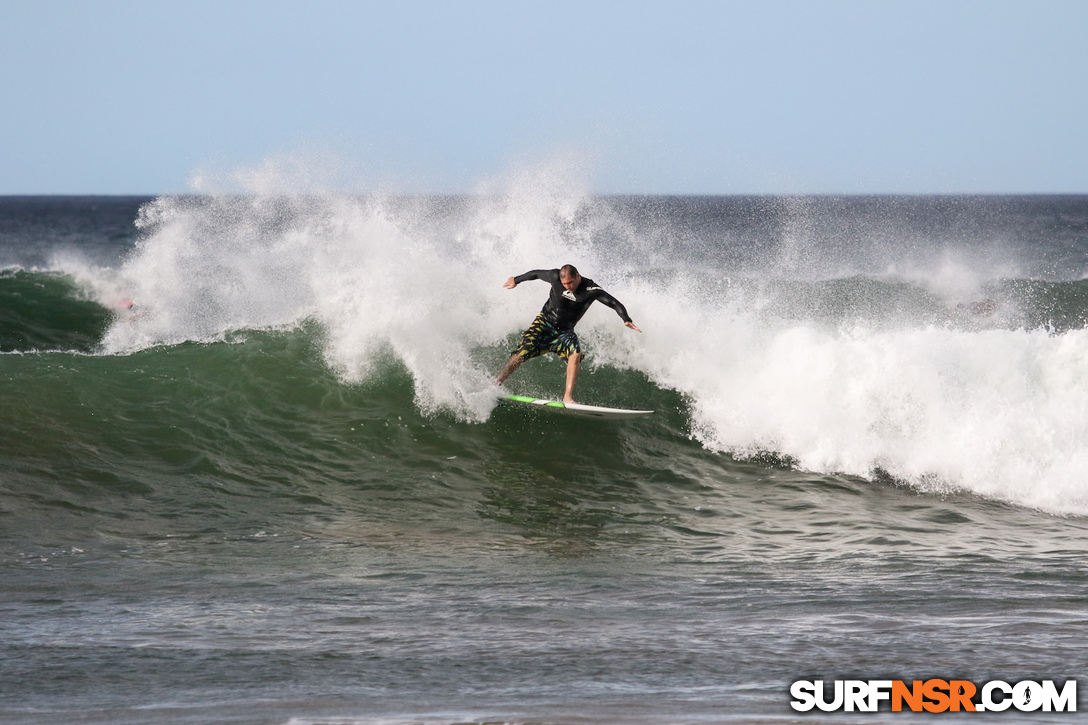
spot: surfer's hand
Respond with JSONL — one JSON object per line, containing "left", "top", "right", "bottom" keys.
{"left": 626, "top": 321, "right": 642, "bottom": 333}
{"left": 503, "top": 277, "right": 517, "bottom": 289}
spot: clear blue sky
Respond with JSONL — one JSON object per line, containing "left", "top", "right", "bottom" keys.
{"left": 2, "top": 0, "right": 1086, "bottom": 195}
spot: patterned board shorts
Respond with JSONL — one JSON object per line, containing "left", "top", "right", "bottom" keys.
{"left": 511, "top": 314, "right": 582, "bottom": 361}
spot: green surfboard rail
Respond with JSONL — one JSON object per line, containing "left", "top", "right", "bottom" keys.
{"left": 500, "top": 394, "right": 653, "bottom": 418}
{"left": 504, "top": 394, "right": 565, "bottom": 408}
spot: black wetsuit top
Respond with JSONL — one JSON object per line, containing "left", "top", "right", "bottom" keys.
{"left": 514, "top": 269, "right": 632, "bottom": 330}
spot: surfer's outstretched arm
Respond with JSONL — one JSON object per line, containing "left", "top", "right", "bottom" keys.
{"left": 593, "top": 289, "right": 642, "bottom": 332}
{"left": 505, "top": 270, "right": 558, "bottom": 289}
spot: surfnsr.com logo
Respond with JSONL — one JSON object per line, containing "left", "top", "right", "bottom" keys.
{"left": 790, "top": 679, "right": 1077, "bottom": 713}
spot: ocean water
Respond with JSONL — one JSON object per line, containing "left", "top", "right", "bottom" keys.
{"left": 2, "top": 188, "right": 1087, "bottom": 724}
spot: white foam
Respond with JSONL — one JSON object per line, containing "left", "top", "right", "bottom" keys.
{"left": 629, "top": 308, "right": 1088, "bottom": 514}
{"left": 100, "top": 158, "right": 619, "bottom": 421}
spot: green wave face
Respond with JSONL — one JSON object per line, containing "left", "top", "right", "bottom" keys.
{"left": 0, "top": 270, "right": 113, "bottom": 352}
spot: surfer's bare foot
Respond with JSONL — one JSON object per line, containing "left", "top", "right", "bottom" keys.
{"left": 564, "top": 396, "right": 577, "bottom": 405}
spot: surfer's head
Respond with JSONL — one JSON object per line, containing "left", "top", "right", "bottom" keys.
{"left": 560, "top": 265, "right": 581, "bottom": 291}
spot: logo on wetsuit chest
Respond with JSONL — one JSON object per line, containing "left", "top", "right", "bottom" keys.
{"left": 564, "top": 286, "right": 599, "bottom": 302}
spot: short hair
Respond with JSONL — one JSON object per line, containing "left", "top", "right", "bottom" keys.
{"left": 560, "top": 264, "right": 579, "bottom": 278}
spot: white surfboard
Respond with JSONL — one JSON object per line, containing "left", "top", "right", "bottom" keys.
{"left": 501, "top": 394, "right": 653, "bottom": 419}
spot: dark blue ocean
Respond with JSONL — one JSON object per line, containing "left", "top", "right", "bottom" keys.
{"left": 2, "top": 191, "right": 1088, "bottom": 723}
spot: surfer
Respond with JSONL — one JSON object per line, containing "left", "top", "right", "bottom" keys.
{"left": 497, "top": 265, "right": 641, "bottom": 404}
